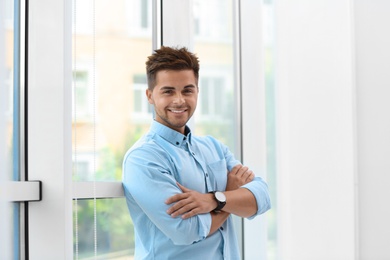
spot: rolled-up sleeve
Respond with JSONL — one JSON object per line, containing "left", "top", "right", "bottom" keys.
{"left": 123, "top": 147, "right": 212, "bottom": 245}
{"left": 242, "top": 177, "right": 271, "bottom": 219}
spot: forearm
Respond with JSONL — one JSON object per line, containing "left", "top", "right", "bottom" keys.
{"left": 223, "top": 188, "right": 257, "bottom": 218}
{"left": 209, "top": 188, "right": 257, "bottom": 236}
{"left": 208, "top": 211, "right": 230, "bottom": 236}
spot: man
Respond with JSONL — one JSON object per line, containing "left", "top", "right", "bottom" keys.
{"left": 122, "top": 46, "right": 271, "bottom": 259}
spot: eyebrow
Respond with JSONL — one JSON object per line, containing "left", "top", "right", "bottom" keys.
{"left": 159, "top": 85, "right": 197, "bottom": 90}
{"left": 160, "top": 86, "right": 175, "bottom": 90}
{"left": 184, "top": 84, "right": 197, "bottom": 89}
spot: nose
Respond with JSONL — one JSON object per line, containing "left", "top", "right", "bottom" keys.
{"left": 173, "top": 93, "right": 185, "bottom": 105}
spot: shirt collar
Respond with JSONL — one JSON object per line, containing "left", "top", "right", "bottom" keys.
{"left": 150, "top": 120, "right": 192, "bottom": 146}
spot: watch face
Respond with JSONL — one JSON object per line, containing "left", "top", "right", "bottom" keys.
{"left": 215, "top": 191, "right": 226, "bottom": 202}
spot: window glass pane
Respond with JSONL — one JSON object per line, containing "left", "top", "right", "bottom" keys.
{"left": 193, "top": 0, "right": 236, "bottom": 156}
{"left": 192, "top": 0, "right": 243, "bottom": 253}
{"left": 0, "top": 0, "right": 21, "bottom": 258}
{"left": 72, "top": 0, "right": 152, "bottom": 258}
{"left": 72, "top": 0, "right": 152, "bottom": 182}
{"left": 74, "top": 198, "right": 134, "bottom": 259}
{"left": 264, "top": 1, "right": 277, "bottom": 259}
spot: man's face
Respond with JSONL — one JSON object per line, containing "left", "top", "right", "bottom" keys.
{"left": 146, "top": 69, "right": 198, "bottom": 134}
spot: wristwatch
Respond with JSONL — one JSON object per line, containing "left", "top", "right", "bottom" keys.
{"left": 212, "top": 191, "right": 226, "bottom": 213}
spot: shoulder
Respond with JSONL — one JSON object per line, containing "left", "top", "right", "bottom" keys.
{"left": 123, "top": 133, "right": 167, "bottom": 164}
{"left": 193, "top": 134, "right": 226, "bottom": 150}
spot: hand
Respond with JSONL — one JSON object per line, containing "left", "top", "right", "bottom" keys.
{"left": 165, "top": 183, "right": 217, "bottom": 219}
{"left": 225, "top": 164, "right": 255, "bottom": 191}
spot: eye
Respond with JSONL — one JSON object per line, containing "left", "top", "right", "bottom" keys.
{"left": 162, "top": 89, "right": 173, "bottom": 94}
{"left": 183, "top": 89, "right": 194, "bottom": 95}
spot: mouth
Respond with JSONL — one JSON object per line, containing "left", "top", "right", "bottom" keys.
{"left": 168, "top": 108, "right": 187, "bottom": 114}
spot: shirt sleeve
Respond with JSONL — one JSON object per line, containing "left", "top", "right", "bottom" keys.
{"left": 211, "top": 136, "right": 271, "bottom": 219}
{"left": 242, "top": 176, "right": 271, "bottom": 219}
{"left": 123, "top": 146, "right": 212, "bottom": 245}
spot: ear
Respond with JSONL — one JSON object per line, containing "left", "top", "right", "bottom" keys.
{"left": 146, "top": 89, "right": 154, "bottom": 104}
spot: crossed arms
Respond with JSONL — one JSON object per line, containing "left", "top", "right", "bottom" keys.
{"left": 165, "top": 164, "right": 260, "bottom": 236}
{"left": 123, "top": 147, "right": 271, "bottom": 245}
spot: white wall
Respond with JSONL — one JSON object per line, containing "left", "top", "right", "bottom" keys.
{"left": 354, "top": 1, "right": 390, "bottom": 259}
{"left": 275, "top": 0, "right": 356, "bottom": 259}
{"left": 274, "top": 0, "right": 390, "bottom": 259}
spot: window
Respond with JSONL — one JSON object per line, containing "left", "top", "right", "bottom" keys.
{"left": 72, "top": 0, "right": 153, "bottom": 258}
{"left": 73, "top": 70, "right": 93, "bottom": 120}
{"left": 199, "top": 76, "right": 226, "bottom": 119}
{"left": 132, "top": 74, "right": 152, "bottom": 120}
{"left": 1, "top": 0, "right": 25, "bottom": 258}
{"left": 193, "top": 0, "right": 236, "bottom": 150}
{"left": 193, "top": 0, "right": 230, "bottom": 42}
{"left": 72, "top": 153, "right": 94, "bottom": 181}
{"left": 12, "top": 0, "right": 273, "bottom": 258}
{"left": 72, "top": 0, "right": 93, "bottom": 35}
{"left": 192, "top": 0, "right": 242, "bottom": 250}
{"left": 125, "top": 0, "right": 152, "bottom": 37}
{"left": 4, "top": 0, "right": 13, "bottom": 28}
{"left": 5, "top": 69, "right": 13, "bottom": 117}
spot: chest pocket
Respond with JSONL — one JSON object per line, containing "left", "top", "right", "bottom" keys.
{"left": 206, "top": 159, "right": 228, "bottom": 191}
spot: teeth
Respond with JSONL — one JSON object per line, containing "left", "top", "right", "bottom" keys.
{"left": 171, "top": 110, "right": 185, "bottom": 113}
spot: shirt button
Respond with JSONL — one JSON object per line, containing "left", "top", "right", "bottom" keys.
{"left": 220, "top": 227, "right": 224, "bottom": 231}
{"left": 205, "top": 173, "right": 209, "bottom": 177}
{"left": 192, "top": 152, "right": 195, "bottom": 155}
{"left": 176, "top": 142, "right": 179, "bottom": 145}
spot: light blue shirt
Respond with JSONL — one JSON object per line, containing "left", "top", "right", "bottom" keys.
{"left": 122, "top": 121, "right": 271, "bottom": 260}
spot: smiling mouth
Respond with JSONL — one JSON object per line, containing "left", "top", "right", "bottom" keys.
{"left": 168, "top": 108, "right": 187, "bottom": 114}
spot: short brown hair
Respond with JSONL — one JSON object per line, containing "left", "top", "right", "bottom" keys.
{"left": 145, "top": 46, "right": 200, "bottom": 90}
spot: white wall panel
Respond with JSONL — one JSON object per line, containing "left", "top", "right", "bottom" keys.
{"left": 354, "top": 1, "right": 390, "bottom": 259}
{"left": 274, "top": 0, "right": 357, "bottom": 259}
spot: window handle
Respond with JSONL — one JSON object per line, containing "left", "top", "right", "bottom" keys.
{"left": 0, "top": 181, "right": 42, "bottom": 202}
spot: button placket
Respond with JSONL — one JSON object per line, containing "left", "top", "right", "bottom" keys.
{"left": 188, "top": 146, "right": 213, "bottom": 191}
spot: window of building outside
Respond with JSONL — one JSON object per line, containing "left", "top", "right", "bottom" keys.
{"left": 72, "top": 70, "right": 93, "bottom": 120}
{"left": 199, "top": 76, "right": 226, "bottom": 120}
{"left": 132, "top": 74, "right": 152, "bottom": 121}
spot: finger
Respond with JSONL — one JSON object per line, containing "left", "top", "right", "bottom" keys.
{"left": 236, "top": 166, "right": 249, "bottom": 177}
{"left": 229, "top": 164, "right": 242, "bottom": 175}
{"left": 245, "top": 171, "right": 255, "bottom": 182}
{"left": 169, "top": 202, "right": 194, "bottom": 218}
{"left": 166, "top": 199, "right": 186, "bottom": 215}
{"left": 182, "top": 208, "right": 198, "bottom": 219}
{"left": 177, "top": 182, "right": 191, "bottom": 192}
{"left": 165, "top": 193, "right": 186, "bottom": 205}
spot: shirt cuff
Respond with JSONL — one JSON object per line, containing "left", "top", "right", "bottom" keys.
{"left": 197, "top": 213, "right": 212, "bottom": 240}
{"left": 241, "top": 177, "right": 271, "bottom": 219}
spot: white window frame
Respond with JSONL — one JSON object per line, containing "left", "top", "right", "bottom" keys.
{"left": 28, "top": 0, "right": 73, "bottom": 258}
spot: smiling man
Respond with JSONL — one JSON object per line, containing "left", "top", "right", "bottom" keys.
{"left": 122, "top": 46, "right": 271, "bottom": 260}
